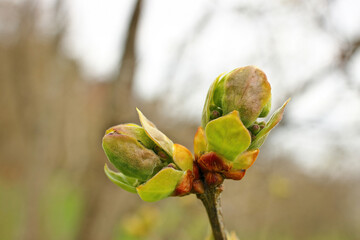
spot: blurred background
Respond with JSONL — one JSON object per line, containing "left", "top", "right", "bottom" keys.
{"left": 1, "top": 0, "right": 360, "bottom": 239}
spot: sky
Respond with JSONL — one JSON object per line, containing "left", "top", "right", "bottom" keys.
{"left": 37, "top": 0, "right": 360, "bottom": 173}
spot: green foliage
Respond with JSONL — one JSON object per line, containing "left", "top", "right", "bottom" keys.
{"left": 249, "top": 98, "right": 290, "bottom": 149}
{"left": 137, "top": 108, "right": 174, "bottom": 157}
{"left": 205, "top": 110, "right": 251, "bottom": 161}
{"left": 136, "top": 168, "right": 184, "bottom": 202}
{"left": 103, "top": 66, "right": 290, "bottom": 201}
{"left": 104, "top": 164, "right": 139, "bottom": 193}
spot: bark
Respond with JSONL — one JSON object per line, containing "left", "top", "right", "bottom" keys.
{"left": 197, "top": 185, "right": 227, "bottom": 240}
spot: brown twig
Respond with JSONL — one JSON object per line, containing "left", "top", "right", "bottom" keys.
{"left": 197, "top": 185, "right": 227, "bottom": 240}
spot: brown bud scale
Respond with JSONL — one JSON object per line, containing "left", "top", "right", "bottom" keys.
{"left": 205, "top": 172, "right": 224, "bottom": 186}
{"left": 224, "top": 169, "right": 246, "bottom": 180}
{"left": 198, "top": 152, "right": 230, "bottom": 172}
{"left": 192, "top": 180, "right": 205, "bottom": 194}
{"left": 192, "top": 162, "right": 200, "bottom": 180}
{"left": 174, "top": 170, "right": 194, "bottom": 196}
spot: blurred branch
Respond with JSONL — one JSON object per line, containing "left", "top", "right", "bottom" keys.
{"left": 338, "top": 38, "right": 360, "bottom": 94}
{"left": 76, "top": 1, "right": 143, "bottom": 240}
{"left": 161, "top": 1, "right": 217, "bottom": 99}
{"left": 104, "top": 0, "right": 143, "bottom": 124}
{"left": 115, "top": 0, "right": 142, "bottom": 90}
{"left": 339, "top": 39, "right": 360, "bottom": 65}
{"left": 285, "top": 37, "right": 360, "bottom": 104}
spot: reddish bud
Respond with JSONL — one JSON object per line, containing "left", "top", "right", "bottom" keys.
{"left": 174, "top": 170, "right": 194, "bottom": 196}
{"left": 192, "top": 162, "right": 200, "bottom": 180}
{"left": 224, "top": 170, "right": 246, "bottom": 180}
{"left": 249, "top": 124, "right": 260, "bottom": 134}
{"left": 205, "top": 172, "right": 224, "bottom": 186}
{"left": 198, "top": 152, "right": 230, "bottom": 172}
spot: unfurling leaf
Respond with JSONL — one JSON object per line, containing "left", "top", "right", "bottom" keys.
{"left": 137, "top": 108, "right": 174, "bottom": 157}
{"left": 250, "top": 98, "right": 290, "bottom": 149}
{"left": 136, "top": 168, "right": 184, "bottom": 202}
{"left": 205, "top": 111, "right": 251, "bottom": 161}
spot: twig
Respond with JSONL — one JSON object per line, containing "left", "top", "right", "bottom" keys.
{"left": 197, "top": 185, "right": 227, "bottom": 240}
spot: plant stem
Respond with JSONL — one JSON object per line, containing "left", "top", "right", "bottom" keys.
{"left": 197, "top": 185, "right": 227, "bottom": 240}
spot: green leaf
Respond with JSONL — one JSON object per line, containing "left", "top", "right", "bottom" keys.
{"left": 201, "top": 72, "right": 226, "bottom": 128}
{"left": 136, "top": 168, "right": 184, "bottom": 202}
{"left": 137, "top": 108, "right": 174, "bottom": 157}
{"left": 249, "top": 98, "right": 290, "bottom": 149}
{"left": 205, "top": 111, "right": 251, "bottom": 161}
{"left": 104, "top": 164, "right": 139, "bottom": 193}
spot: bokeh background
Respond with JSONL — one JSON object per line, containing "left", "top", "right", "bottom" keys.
{"left": 1, "top": 0, "right": 360, "bottom": 239}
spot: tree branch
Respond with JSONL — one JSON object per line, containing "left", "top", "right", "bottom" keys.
{"left": 197, "top": 185, "right": 227, "bottom": 240}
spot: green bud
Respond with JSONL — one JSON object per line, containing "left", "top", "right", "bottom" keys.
{"left": 202, "top": 66, "right": 272, "bottom": 128}
{"left": 106, "top": 124, "right": 155, "bottom": 149}
{"left": 197, "top": 66, "right": 290, "bottom": 182}
{"left": 102, "top": 124, "right": 162, "bottom": 181}
{"left": 103, "top": 109, "right": 194, "bottom": 202}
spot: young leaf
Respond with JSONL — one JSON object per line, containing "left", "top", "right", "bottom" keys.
{"left": 136, "top": 168, "right": 184, "bottom": 202}
{"left": 249, "top": 98, "right": 290, "bottom": 149}
{"left": 201, "top": 72, "right": 226, "bottom": 128}
{"left": 205, "top": 111, "right": 251, "bottom": 161}
{"left": 104, "top": 164, "right": 139, "bottom": 193}
{"left": 137, "top": 108, "right": 174, "bottom": 157}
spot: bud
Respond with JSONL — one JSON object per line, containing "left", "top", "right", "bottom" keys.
{"left": 202, "top": 66, "right": 271, "bottom": 128}
{"left": 103, "top": 109, "right": 194, "bottom": 202}
{"left": 103, "top": 124, "right": 162, "bottom": 181}
{"left": 196, "top": 66, "right": 290, "bottom": 183}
